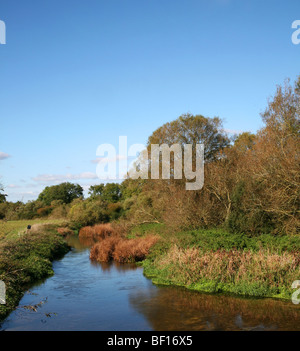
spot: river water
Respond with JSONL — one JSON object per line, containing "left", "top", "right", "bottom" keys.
{"left": 1, "top": 236, "right": 299, "bottom": 331}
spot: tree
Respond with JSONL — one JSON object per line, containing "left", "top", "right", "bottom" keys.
{"left": 253, "top": 77, "right": 300, "bottom": 234}
{"left": 233, "top": 132, "right": 256, "bottom": 151}
{"left": 133, "top": 114, "right": 230, "bottom": 227}
{"left": 38, "top": 182, "right": 83, "bottom": 206}
{"left": 68, "top": 199, "right": 109, "bottom": 227}
{"left": 147, "top": 113, "right": 230, "bottom": 162}
{"left": 88, "top": 184, "right": 105, "bottom": 198}
{"left": 88, "top": 183, "right": 121, "bottom": 203}
{"left": 261, "top": 77, "right": 300, "bottom": 136}
{"left": 0, "top": 183, "right": 7, "bottom": 203}
{"left": 225, "top": 77, "right": 300, "bottom": 234}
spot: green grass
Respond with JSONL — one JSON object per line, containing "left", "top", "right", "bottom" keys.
{"left": 130, "top": 223, "right": 300, "bottom": 252}
{"left": 0, "top": 223, "right": 70, "bottom": 321}
{"left": 127, "top": 222, "right": 167, "bottom": 238}
{"left": 0, "top": 219, "right": 67, "bottom": 240}
{"left": 129, "top": 223, "right": 300, "bottom": 300}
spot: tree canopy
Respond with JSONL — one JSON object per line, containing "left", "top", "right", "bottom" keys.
{"left": 38, "top": 182, "right": 83, "bottom": 205}
{"left": 147, "top": 113, "right": 230, "bottom": 162}
{"left": 88, "top": 183, "right": 121, "bottom": 203}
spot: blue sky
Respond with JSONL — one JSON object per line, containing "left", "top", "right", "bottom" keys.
{"left": 0, "top": 0, "right": 300, "bottom": 202}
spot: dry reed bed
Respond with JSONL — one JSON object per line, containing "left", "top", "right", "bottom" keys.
{"left": 90, "top": 235, "right": 159, "bottom": 263}
{"left": 155, "top": 245, "right": 300, "bottom": 289}
{"left": 79, "top": 223, "right": 116, "bottom": 239}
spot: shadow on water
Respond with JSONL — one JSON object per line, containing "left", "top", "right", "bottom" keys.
{"left": 1, "top": 235, "right": 299, "bottom": 331}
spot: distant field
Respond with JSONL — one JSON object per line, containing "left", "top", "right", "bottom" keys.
{"left": 0, "top": 219, "right": 66, "bottom": 241}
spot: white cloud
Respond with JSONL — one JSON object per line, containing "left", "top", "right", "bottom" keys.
{"left": 32, "top": 172, "right": 98, "bottom": 183}
{"left": 0, "top": 152, "right": 10, "bottom": 160}
{"left": 6, "top": 191, "right": 41, "bottom": 202}
{"left": 7, "top": 184, "right": 20, "bottom": 188}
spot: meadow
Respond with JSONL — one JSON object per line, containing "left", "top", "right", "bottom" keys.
{"left": 0, "top": 219, "right": 66, "bottom": 241}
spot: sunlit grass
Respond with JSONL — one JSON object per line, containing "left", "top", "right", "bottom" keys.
{"left": 0, "top": 219, "right": 66, "bottom": 241}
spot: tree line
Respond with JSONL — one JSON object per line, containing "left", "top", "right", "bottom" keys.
{"left": 0, "top": 76, "right": 299, "bottom": 235}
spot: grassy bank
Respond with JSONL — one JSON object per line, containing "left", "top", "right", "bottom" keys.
{"left": 0, "top": 222, "right": 70, "bottom": 321}
{"left": 0, "top": 219, "right": 67, "bottom": 240}
{"left": 127, "top": 224, "right": 300, "bottom": 300}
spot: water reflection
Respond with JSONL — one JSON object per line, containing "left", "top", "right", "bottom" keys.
{"left": 129, "top": 286, "right": 300, "bottom": 331}
{"left": 90, "top": 260, "right": 140, "bottom": 273}
{"left": 65, "top": 235, "right": 97, "bottom": 250}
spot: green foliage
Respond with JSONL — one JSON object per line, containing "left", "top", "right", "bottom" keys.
{"left": 154, "top": 227, "right": 300, "bottom": 253}
{"left": 148, "top": 113, "right": 230, "bottom": 162}
{"left": 106, "top": 202, "right": 122, "bottom": 220}
{"left": 142, "top": 236, "right": 299, "bottom": 300}
{"left": 88, "top": 183, "right": 121, "bottom": 203}
{"left": 120, "top": 178, "right": 144, "bottom": 200}
{"left": 233, "top": 132, "right": 256, "bottom": 151}
{"left": 18, "top": 201, "right": 42, "bottom": 220}
{"left": 128, "top": 222, "right": 166, "bottom": 238}
{"left": 68, "top": 199, "right": 109, "bottom": 227}
{"left": 139, "top": 224, "right": 300, "bottom": 300}
{"left": 38, "top": 182, "right": 83, "bottom": 206}
{"left": 0, "top": 201, "right": 20, "bottom": 220}
{"left": 226, "top": 181, "right": 275, "bottom": 235}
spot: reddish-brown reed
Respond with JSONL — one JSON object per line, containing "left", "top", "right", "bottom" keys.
{"left": 89, "top": 235, "right": 159, "bottom": 263}
{"left": 79, "top": 223, "right": 116, "bottom": 239}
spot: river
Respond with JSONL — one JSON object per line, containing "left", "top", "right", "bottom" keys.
{"left": 1, "top": 235, "right": 299, "bottom": 331}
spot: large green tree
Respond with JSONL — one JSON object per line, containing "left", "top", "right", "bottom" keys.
{"left": 38, "top": 182, "right": 83, "bottom": 206}
{"left": 147, "top": 113, "right": 230, "bottom": 162}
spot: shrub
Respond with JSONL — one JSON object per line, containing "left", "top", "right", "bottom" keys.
{"left": 90, "top": 237, "right": 120, "bottom": 262}
{"left": 68, "top": 199, "right": 109, "bottom": 227}
{"left": 90, "top": 235, "right": 159, "bottom": 263}
{"left": 79, "top": 223, "right": 116, "bottom": 239}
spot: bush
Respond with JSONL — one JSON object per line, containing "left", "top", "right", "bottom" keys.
{"left": 90, "top": 235, "right": 159, "bottom": 263}
{"left": 68, "top": 199, "right": 109, "bottom": 227}
{"left": 79, "top": 223, "right": 116, "bottom": 239}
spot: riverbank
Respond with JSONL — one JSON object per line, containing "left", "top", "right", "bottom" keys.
{"left": 0, "top": 222, "right": 70, "bottom": 321}
{"left": 127, "top": 224, "right": 300, "bottom": 301}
